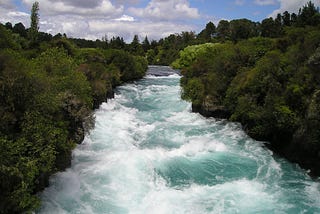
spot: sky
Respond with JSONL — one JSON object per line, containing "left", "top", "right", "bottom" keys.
{"left": 0, "top": 0, "right": 319, "bottom": 42}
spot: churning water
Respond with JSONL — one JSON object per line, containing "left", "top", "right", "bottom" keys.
{"left": 39, "top": 66, "right": 320, "bottom": 214}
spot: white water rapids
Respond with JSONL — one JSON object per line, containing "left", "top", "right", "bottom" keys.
{"left": 38, "top": 66, "right": 320, "bottom": 214}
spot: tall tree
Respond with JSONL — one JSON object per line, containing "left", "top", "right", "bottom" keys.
{"left": 298, "top": 1, "right": 320, "bottom": 26}
{"left": 142, "top": 36, "right": 150, "bottom": 52}
{"left": 109, "top": 36, "right": 126, "bottom": 49}
{"left": 229, "top": 19, "right": 257, "bottom": 42}
{"left": 282, "top": 11, "right": 291, "bottom": 26}
{"left": 130, "top": 35, "right": 143, "bottom": 56}
{"left": 261, "top": 17, "right": 276, "bottom": 37}
{"left": 217, "top": 20, "right": 230, "bottom": 41}
{"left": 198, "top": 21, "right": 216, "bottom": 42}
{"left": 29, "top": 1, "right": 39, "bottom": 44}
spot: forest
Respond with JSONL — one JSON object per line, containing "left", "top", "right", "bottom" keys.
{"left": 173, "top": 2, "right": 320, "bottom": 180}
{"left": 1, "top": 1, "right": 320, "bottom": 213}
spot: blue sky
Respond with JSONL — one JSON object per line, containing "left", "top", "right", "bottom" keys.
{"left": 0, "top": 0, "right": 318, "bottom": 41}
{"left": 190, "top": 0, "right": 279, "bottom": 22}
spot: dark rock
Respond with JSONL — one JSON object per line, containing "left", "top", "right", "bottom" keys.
{"left": 192, "top": 95, "right": 230, "bottom": 118}
{"left": 106, "top": 89, "right": 115, "bottom": 99}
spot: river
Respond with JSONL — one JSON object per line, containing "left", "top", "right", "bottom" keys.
{"left": 39, "top": 66, "right": 320, "bottom": 214}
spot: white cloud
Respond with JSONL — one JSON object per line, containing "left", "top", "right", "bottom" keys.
{"left": 87, "top": 19, "right": 195, "bottom": 41}
{"left": 235, "top": 0, "right": 245, "bottom": 6}
{"left": 270, "top": 0, "right": 320, "bottom": 17}
{"left": 128, "top": 0, "right": 200, "bottom": 21}
{"left": 0, "top": 0, "right": 197, "bottom": 42}
{"left": 0, "top": 7, "right": 29, "bottom": 27}
{"left": 21, "top": 0, "right": 123, "bottom": 17}
{"left": 113, "top": 15, "right": 135, "bottom": 22}
{"left": 254, "top": 0, "right": 277, "bottom": 6}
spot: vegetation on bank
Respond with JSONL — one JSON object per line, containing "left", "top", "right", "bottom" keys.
{"left": 174, "top": 2, "right": 320, "bottom": 176}
{"left": 0, "top": 3, "right": 147, "bottom": 213}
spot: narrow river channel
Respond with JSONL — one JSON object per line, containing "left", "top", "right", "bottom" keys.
{"left": 39, "top": 66, "right": 320, "bottom": 214}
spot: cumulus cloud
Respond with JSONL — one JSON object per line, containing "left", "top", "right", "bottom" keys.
{"left": 128, "top": 0, "right": 200, "bottom": 21}
{"left": 270, "top": 0, "right": 320, "bottom": 17}
{"left": 22, "top": 0, "right": 123, "bottom": 17}
{"left": 37, "top": 14, "right": 194, "bottom": 41}
{"left": 0, "top": 0, "right": 198, "bottom": 41}
{"left": 254, "top": 0, "right": 277, "bottom": 6}
{"left": 88, "top": 19, "right": 195, "bottom": 41}
{"left": 0, "top": 6, "right": 29, "bottom": 27}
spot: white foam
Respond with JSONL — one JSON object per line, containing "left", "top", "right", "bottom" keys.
{"left": 166, "top": 136, "right": 227, "bottom": 157}
{"left": 145, "top": 74, "right": 181, "bottom": 79}
{"left": 132, "top": 179, "right": 280, "bottom": 214}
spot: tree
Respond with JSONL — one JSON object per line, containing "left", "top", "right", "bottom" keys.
{"left": 261, "top": 17, "right": 281, "bottom": 38}
{"left": 298, "top": 1, "right": 320, "bottom": 26}
{"left": 13, "top": 22, "right": 27, "bottom": 38}
{"left": 282, "top": 11, "right": 291, "bottom": 26}
{"left": 29, "top": 1, "right": 39, "bottom": 44}
{"left": 109, "top": 36, "right": 126, "bottom": 49}
{"left": 5, "top": 22, "right": 12, "bottom": 30}
{"left": 217, "top": 20, "right": 230, "bottom": 41}
{"left": 229, "top": 19, "right": 258, "bottom": 42}
{"left": 291, "top": 13, "right": 298, "bottom": 25}
{"left": 129, "top": 35, "right": 144, "bottom": 56}
{"left": 198, "top": 21, "right": 216, "bottom": 42}
{"left": 142, "top": 36, "right": 150, "bottom": 52}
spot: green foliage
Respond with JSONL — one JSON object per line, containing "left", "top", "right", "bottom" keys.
{"left": 171, "top": 43, "right": 221, "bottom": 69}
{"left": 260, "top": 17, "right": 282, "bottom": 38}
{"left": 13, "top": 22, "right": 27, "bottom": 38}
{"left": 51, "top": 38, "right": 77, "bottom": 56}
{"left": 129, "top": 35, "right": 144, "bottom": 56}
{"left": 181, "top": 77, "right": 205, "bottom": 106}
{"left": 217, "top": 20, "right": 230, "bottom": 40}
{"left": 0, "top": 24, "right": 20, "bottom": 49}
{"left": 298, "top": 1, "right": 320, "bottom": 26}
{"left": 198, "top": 21, "right": 216, "bottom": 42}
{"left": 229, "top": 19, "right": 258, "bottom": 42}
{"left": 0, "top": 23, "right": 147, "bottom": 213}
{"left": 104, "top": 49, "right": 147, "bottom": 82}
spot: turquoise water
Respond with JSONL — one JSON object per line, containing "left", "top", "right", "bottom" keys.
{"left": 39, "top": 66, "right": 320, "bottom": 214}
